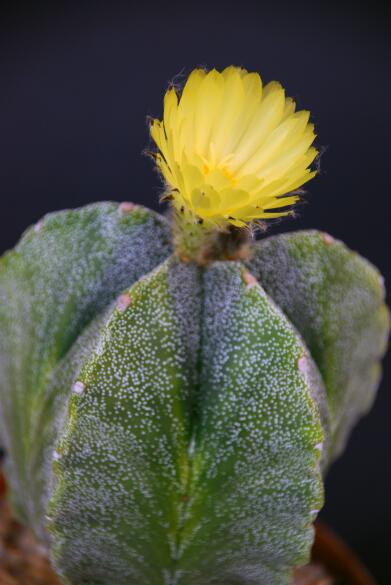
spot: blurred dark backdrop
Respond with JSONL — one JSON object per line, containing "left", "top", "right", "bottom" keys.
{"left": 1, "top": 1, "right": 390, "bottom": 582}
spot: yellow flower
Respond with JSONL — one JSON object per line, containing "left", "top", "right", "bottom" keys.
{"left": 150, "top": 66, "right": 317, "bottom": 228}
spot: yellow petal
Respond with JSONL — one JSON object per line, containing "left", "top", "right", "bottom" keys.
{"left": 262, "top": 194, "right": 300, "bottom": 210}
{"left": 194, "top": 69, "right": 224, "bottom": 154}
{"left": 155, "top": 153, "right": 175, "bottom": 185}
{"left": 236, "top": 174, "right": 264, "bottom": 194}
{"left": 163, "top": 88, "right": 178, "bottom": 136}
{"left": 233, "top": 82, "right": 286, "bottom": 169}
{"left": 242, "top": 72, "right": 263, "bottom": 99}
{"left": 218, "top": 188, "right": 251, "bottom": 212}
{"left": 239, "top": 110, "right": 311, "bottom": 177}
{"left": 282, "top": 97, "right": 296, "bottom": 120}
{"left": 205, "top": 168, "right": 232, "bottom": 191}
{"left": 227, "top": 218, "right": 247, "bottom": 227}
{"left": 177, "top": 68, "right": 206, "bottom": 122}
{"left": 182, "top": 164, "right": 204, "bottom": 193}
{"left": 190, "top": 188, "right": 211, "bottom": 211}
{"left": 150, "top": 66, "right": 318, "bottom": 225}
{"left": 211, "top": 69, "right": 246, "bottom": 160}
{"left": 257, "top": 128, "right": 316, "bottom": 184}
{"left": 191, "top": 185, "right": 221, "bottom": 214}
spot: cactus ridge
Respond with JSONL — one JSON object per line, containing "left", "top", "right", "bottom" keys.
{"left": 245, "top": 230, "right": 390, "bottom": 461}
{"left": 49, "top": 257, "right": 323, "bottom": 585}
{"left": 0, "top": 202, "right": 172, "bottom": 527}
{"left": 0, "top": 203, "right": 388, "bottom": 585}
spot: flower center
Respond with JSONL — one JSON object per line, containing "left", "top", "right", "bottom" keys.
{"left": 202, "top": 158, "right": 237, "bottom": 187}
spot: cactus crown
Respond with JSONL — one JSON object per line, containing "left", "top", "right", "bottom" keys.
{"left": 0, "top": 67, "right": 389, "bottom": 585}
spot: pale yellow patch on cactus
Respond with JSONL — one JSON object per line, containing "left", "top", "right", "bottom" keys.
{"left": 150, "top": 66, "right": 318, "bottom": 227}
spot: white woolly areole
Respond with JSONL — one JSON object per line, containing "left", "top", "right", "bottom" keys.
{"left": 72, "top": 381, "right": 85, "bottom": 395}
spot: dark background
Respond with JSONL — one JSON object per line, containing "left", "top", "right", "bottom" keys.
{"left": 1, "top": 1, "right": 390, "bottom": 582}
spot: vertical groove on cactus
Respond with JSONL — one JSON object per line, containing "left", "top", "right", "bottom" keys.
{"left": 173, "top": 263, "right": 324, "bottom": 584}
{"left": 49, "top": 259, "right": 199, "bottom": 584}
{"left": 167, "top": 260, "right": 203, "bottom": 572}
{"left": 0, "top": 203, "right": 388, "bottom": 585}
{"left": 46, "top": 258, "right": 324, "bottom": 585}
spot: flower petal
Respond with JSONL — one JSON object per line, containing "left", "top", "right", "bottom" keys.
{"left": 150, "top": 66, "right": 318, "bottom": 226}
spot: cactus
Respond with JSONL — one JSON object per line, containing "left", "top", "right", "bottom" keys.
{"left": 0, "top": 67, "right": 389, "bottom": 585}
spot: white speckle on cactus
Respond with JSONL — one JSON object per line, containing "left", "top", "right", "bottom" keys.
{"left": 72, "top": 381, "right": 85, "bottom": 395}
{"left": 0, "top": 202, "right": 172, "bottom": 541}
{"left": 116, "top": 293, "right": 132, "bottom": 312}
{"left": 246, "top": 229, "right": 390, "bottom": 464}
{"left": 34, "top": 220, "right": 44, "bottom": 233}
{"left": 49, "top": 258, "right": 200, "bottom": 583}
{"left": 1, "top": 208, "right": 387, "bottom": 585}
{"left": 187, "top": 434, "right": 196, "bottom": 457}
{"left": 45, "top": 258, "right": 323, "bottom": 585}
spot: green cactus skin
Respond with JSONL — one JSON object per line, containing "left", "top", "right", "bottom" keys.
{"left": 245, "top": 231, "right": 390, "bottom": 463}
{"left": 0, "top": 203, "right": 389, "bottom": 585}
{"left": 48, "top": 258, "right": 324, "bottom": 585}
{"left": 0, "top": 202, "right": 172, "bottom": 531}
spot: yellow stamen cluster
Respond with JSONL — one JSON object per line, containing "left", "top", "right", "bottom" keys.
{"left": 150, "top": 66, "right": 317, "bottom": 228}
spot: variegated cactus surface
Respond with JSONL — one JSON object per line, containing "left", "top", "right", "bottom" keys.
{"left": 0, "top": 202, "right": 172, "bottom": 529}
{"left": 245, "top": 231, "right": 390, "bottom": 463}
{"left": 0, "top": 201, "right": 389, "bottom": 585}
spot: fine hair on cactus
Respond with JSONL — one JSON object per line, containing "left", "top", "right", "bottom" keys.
{"left": 0, "top": 66, "right": 389, "bottom": 585}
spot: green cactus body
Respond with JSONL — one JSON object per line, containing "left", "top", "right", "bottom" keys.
{"left": 0, "top": 203, "right": 172, "bottom": 529}
{"left": 0, "top": 202, "right": 389, "bottom": 585}
{"left": 245, "top": 231, "right": 390, "bottom": 462}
